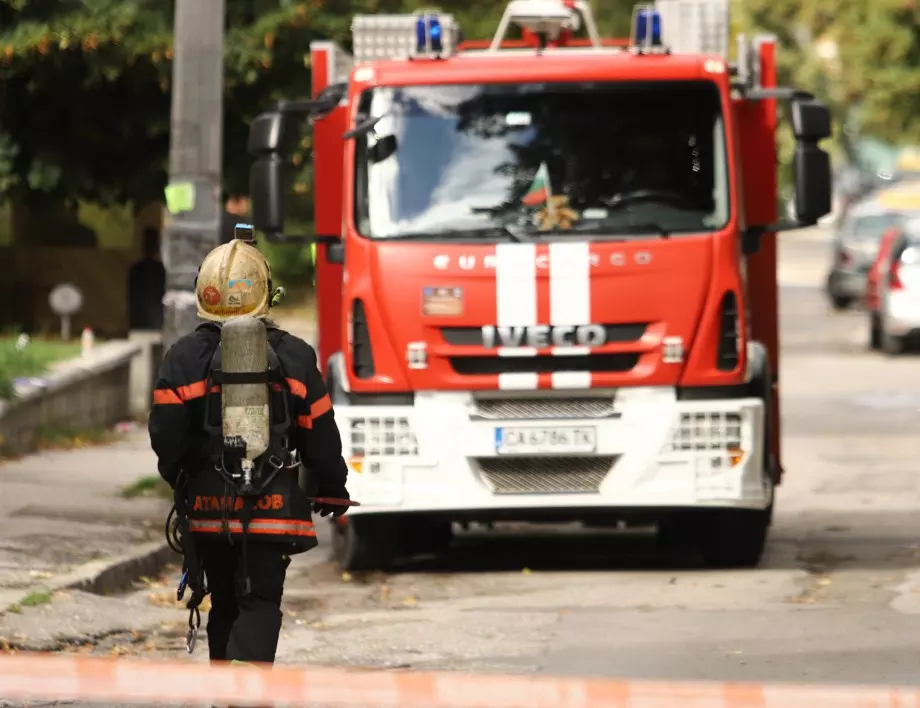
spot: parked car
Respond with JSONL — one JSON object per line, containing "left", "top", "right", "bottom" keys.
{"left": 868, "top": 218, "right": 920, "bottom": 354}
{"left": 866, "top": 226, "right": 903, "bottom": 349}
{"left": 825, "top": 198, "right": 907, "bottom": 310}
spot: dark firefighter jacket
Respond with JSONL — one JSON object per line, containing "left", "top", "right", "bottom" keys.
{"left": 148, "top": 322, "right": 348, "bottom": 553}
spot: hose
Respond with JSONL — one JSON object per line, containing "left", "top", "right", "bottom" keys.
{"left": 165, "top": 505, "right": 184, "bottom": 554}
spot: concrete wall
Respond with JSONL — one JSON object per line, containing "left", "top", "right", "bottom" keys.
{"left": 0, "top": 341, "right": 143, "bottom": 457}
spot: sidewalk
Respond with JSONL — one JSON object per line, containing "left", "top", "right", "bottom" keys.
{"left": 0, "top": 311, "right": 331, "bottom": 654}
{"left": 0, "top": 430, "right": 176, "bottom": 630}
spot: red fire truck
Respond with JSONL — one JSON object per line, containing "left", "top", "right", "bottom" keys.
{"left": 247, "top": 0, "right": 832, "bottom": 571}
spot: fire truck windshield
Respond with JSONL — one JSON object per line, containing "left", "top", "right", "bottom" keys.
{"left": 353, "top": 79, "right": 730, "bottom": 240}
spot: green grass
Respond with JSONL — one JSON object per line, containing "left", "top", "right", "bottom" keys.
{"left": 19, "top": 589, "right": 53, "bottom": 608}
{"left": 122, "top": 475, "right": 172, "bottom": 500}
{"left": 0, "top": 334, "right": 81, "bottom": 399}
{"left": 33, "top": 423, "right": 116, "bottom": 448}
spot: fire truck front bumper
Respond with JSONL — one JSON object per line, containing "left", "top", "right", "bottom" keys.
{"left": 337, "top": 388, "right": 770, "bottom": 518}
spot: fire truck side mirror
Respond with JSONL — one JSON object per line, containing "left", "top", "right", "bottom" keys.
{"left": 790, "top": 99, "right": 833, "bottom": 225}
{"left": 248, "top": 110, "right": 289, "bottom": 235}
{"left": 250, "top": 153, "right": 286, "bottom": 234}
{"left": 248, "top": 111, "right": 286, "bottom": 154}
{"left": 790, "top": 100, "right": 831, "bottom": 142}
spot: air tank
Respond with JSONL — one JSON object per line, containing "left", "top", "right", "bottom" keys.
{"left": 221, "top": 316, "right": 270, "bottom": 472}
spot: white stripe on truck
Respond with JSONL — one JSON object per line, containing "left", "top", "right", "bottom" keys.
{"left": 495, "top": 243, "right": 538, "bottom": 387}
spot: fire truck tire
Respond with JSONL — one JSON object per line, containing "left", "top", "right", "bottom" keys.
{"left": 331, "top": 515, "right": 399, "bottom": 572}
{"left": 658, "top": 507, "right": 770, "bottom": 569}
{"left": 697, "top": 508, "right": 771, "bottom": 569}
{"left": 401, "top": 518, "right": 454, "bottom": 555}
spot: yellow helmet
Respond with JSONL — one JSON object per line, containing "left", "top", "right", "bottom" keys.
{"left": 195, "top": 238, "right": 272, "bottom": 322}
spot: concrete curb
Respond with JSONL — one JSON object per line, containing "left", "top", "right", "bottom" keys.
{"left": 58, "top": 540, "right": 181, "bottom": 596}
{"left": 0, "top": 540, "right": 180, "bottom": 614}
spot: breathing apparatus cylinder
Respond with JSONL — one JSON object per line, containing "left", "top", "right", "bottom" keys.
{"left": 220, "top": 315, "right": 270, "bottom": 486}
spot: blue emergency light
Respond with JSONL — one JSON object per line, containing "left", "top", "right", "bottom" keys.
{"left": 415, "top": 13, "right": 443, "bottom": 54}
{"left": 633, "top": 7, "right": 662, "bottom": 47}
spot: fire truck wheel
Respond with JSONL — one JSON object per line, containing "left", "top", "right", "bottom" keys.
{"left": 658, "top": 503, "right": 772, "bottom": 569}
{"left": 400, "top": 518, "right": 454, "bottom": 555}
{"left": 331, "top": 515, "right": 399, "bottom": 572}
{"left": 697, "top": 508, "right": 771, "bottom": 569}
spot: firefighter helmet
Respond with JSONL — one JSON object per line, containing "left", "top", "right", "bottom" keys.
{"left": 195, "top": 239, "right": 272, "bottom": 322}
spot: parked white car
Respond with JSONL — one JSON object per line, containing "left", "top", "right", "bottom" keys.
{"left": 875, "top": 221, "right": 920, "bottom": 354}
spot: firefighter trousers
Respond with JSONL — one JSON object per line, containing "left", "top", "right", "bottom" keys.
{"left": 199, "top": 538, "right": 292, "bottom": 664}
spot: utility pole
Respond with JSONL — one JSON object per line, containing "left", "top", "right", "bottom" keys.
{"left": 161, "top": 0, "right": 226, "bottom": 351}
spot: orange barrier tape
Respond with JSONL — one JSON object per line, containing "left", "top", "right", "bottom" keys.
{"left": 1, "top": 653, "right": 920, "bottom": 707}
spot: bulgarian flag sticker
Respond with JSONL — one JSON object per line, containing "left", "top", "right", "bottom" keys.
{"left": 521, "top": 161, "right": 552, "bottom": 207}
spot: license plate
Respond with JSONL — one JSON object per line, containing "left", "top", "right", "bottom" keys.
{"left": 495, "top": 426, "right": 597, "bottom": 455}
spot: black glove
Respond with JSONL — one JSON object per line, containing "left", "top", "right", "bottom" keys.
{"left": 312, "top": 485, "right": 350, "bottom": 519}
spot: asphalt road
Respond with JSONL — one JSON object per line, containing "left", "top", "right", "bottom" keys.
{"left": 9, "top": 227, "right": 920, "bottom": 707}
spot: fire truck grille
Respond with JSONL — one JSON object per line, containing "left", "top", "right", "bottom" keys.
{"left": 472, "top": 397, "right": 618, "bottom": 420}
{"left": 449, "top": 354, "right": 638, "bottom": 376}
{"left": 474, "top": 456, "right": 616, "bottom": 494}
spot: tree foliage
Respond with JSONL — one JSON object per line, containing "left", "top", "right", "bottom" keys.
{"left": 10, "top": 0, "right": 906, "bottom": 213}
{"left": 0, "top": 0, "right": 638, "bottom": 211}
{"left": 735, "top": 0, "right": 920, "bottom": 164}
{"left": 0, "top": 0, "right": 349, "bottom": 207}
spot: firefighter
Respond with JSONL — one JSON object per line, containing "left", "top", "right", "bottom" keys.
{"left": 148, "top": 235, "right": 350, "bottom": 666}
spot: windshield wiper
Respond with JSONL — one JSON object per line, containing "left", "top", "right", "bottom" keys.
{"left": 343, "top": 114, "right": 385, "bottom": 140}
{"left": 577, "top": 222, "right": 671, "bottom": 239}
{"left": 383, "top": 226, "right": 530, "bottom": 242}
